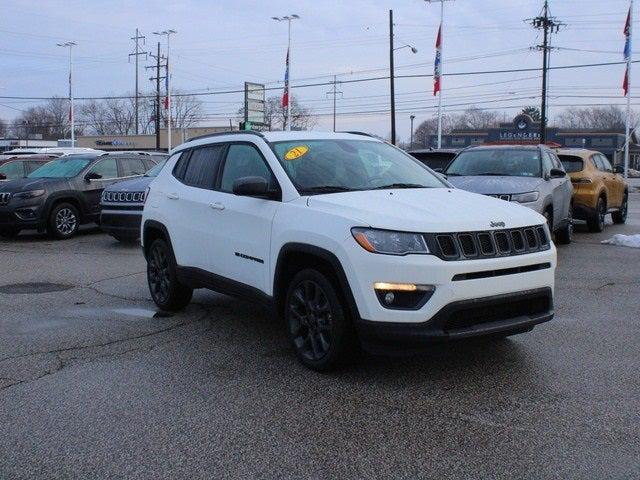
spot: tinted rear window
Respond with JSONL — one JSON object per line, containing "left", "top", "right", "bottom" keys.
{"left": 182, "top": 145, "right": 225, "bottom": 189}
{"left": 558, "top": 155, "right": 584, "bottom": 173}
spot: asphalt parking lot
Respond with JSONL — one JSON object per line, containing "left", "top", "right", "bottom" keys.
{"left": 1, "top": 190, "right": 639, "bottom": 479}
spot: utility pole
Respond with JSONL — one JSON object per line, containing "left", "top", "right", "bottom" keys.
{"left": 389, "top": 9, "right": 396, "bottom": 145}
{"left": 528, "top": 1, "right": 564, "bottom": 144}
{"left": 153, "top": 30, "right": 176, "bottom": 150}
{"left": 272, "top": 15, "right": 300, "bottom": 131}
{"left": 410, "top": 114, "right": 416, "bottom": 148}
{"left": 147, "top": 43, "right": 166, "bottom": 150}
{"left": 129, "top": 28, "right": 146, "bottom": 135}
{"left": 325, "top": 75, "right": 343, "bottom": 132}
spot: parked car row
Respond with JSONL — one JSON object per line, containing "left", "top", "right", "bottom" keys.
{"left": 409, "top": 145, "right": 629, "bottom": 237}
{"left": 0, "top": 151, "right": 165, "bottom": 239}
{"left": 0, "top": 134, "right": 629, "bottom": 371}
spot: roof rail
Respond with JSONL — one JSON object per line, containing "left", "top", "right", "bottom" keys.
{"left": 186, "top": 130, "right": 266, "bottom": 143}
{"left": 338, "top": 131, "right": 376, "bottom": 138}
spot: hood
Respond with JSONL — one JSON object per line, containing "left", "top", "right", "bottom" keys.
{"left": 446, "top": 175, "right": 544, "bottom": 195}
{"left": 104, "top": 176, "right": 153, "bottom": 193}
{"left": 306, "top": 187, "right": 545, "bottom": 232}
{"left": 0, "top": 177, "right": 68, "bottom": 193}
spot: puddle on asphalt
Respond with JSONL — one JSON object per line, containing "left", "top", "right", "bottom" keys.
{"left": 112, "top": 308, "right": 172, "bottom": 318}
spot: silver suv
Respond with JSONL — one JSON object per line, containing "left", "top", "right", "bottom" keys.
{"left": 443, "top": 145, "right": 573, "bottom": 244}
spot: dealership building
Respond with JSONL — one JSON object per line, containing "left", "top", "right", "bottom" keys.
{"left": 423, "top": 114, "right": 640, "bottom": 169}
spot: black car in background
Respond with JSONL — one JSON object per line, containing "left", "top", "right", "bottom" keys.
{"left": 100, "top": 158, "right": 167, "bottom": 243}
{"left": 407, "top": 148, "right": 458, "bottom": 171}
{"left": 0, "top": 152, "right": 159, "bottom": 239}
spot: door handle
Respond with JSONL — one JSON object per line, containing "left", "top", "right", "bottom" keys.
{"left": 209, "top": 202, "right": 225, "bottom": 211}
{"left": 166, "top": 192, "right": 179, "bottom": 200}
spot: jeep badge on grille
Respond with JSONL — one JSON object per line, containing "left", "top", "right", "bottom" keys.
{"left": 490, "top": 221, "right": 505, "bottom": 228}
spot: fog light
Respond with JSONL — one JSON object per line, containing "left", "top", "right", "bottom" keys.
{"left": 373, "top": 282, "right": 435, "bottom": 310}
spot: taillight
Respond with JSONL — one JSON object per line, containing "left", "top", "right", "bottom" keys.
{"left": 571, "top": 177, "right": 592, "bottom": 184}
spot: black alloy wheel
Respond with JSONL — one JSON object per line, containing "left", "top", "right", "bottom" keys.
{"left": 612, "top": 193, "right": 628, "bottom": 224}
{"left": 147, "top": 238, "right": 192, "bottom": 311}
{"left": 285, "top": 268, "right": 355, "bottom": 371}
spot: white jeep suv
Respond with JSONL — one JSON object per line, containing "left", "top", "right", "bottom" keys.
{"left": 142, "top": 131, "right": 556, "bottom": 371}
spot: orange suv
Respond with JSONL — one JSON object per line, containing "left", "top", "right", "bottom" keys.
{"left": 556, "top": 149, "right": 628, "bottom": 232}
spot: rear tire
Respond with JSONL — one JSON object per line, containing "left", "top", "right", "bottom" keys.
{"left": 147, "top": 238, "right": 193, "bottom": 311}
{"left": 48, "top": 202, "right": 80, "bottom": 239}
{"left": 612, "top": 192, "right": 628, "bottom": 224}
{"left": 555, "top": 205, "right": 573, "bottom": 245}
{"left": 587, "top": 197, "right": 606, "bottom": 232}
{"left": 284, "top": 268, "right": 356, "bottom": 372}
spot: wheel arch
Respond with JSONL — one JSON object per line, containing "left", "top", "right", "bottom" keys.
{"left": 273, "top": 243, "right": 361, "bottom": 322}
{"left": 142, "top": 220, "right": 173, "bottom": 260}
{"left": 45, "top": 193, "right": 86, "bottom": 222}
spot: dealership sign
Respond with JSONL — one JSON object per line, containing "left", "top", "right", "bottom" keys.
{"left": 244, "top": 82, "right": 267, "bottom": 128}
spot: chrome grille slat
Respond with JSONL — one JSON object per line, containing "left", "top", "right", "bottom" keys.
{"left": 0, "top": 192, "right": 11, "bottom": 206}
{"left": 101, "top": 191, "right": 146, "bottom": 204}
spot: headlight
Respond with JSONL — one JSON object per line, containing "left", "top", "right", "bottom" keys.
{"left": 352, "top": 227, "right": 429, "bottom": 255}
{"left": 14, "top": 189, "right": 45, "bottom": 200}
{"left": 511, "top": 191, "right": 539, "bottom": 203}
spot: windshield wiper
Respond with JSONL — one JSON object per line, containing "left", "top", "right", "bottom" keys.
{"left": 299, "top": 185, "right": 357, "bottom": 194}
{"left": 475, "top": 172, "right": 506, "bottom": 176}
{"left": 372, "top": 183, "right": 428, "bottom": 190}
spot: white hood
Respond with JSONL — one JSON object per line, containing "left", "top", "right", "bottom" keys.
{"left": 306, "top": 187, "right": 545, "bottom": 232}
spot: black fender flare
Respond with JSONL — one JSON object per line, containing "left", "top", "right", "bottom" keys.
{"left": 273, "top": 242, "right": 361, "bottom": 322}
{"left": 141, "top": 220, "right": 173, "bottom": 260}
{"left": 43, "top": 191, "right": 88, "bottom": 221}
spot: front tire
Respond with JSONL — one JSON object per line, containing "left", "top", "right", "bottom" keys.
{"left": 555, "top": 205, "right": 573, "bottom": 245}
{"left": 147, "top": 238, "right": 193, "bottom": 311}
{"left": 285, "top": 268, "right": 356, "bottom": 371}
{"left": 587, "top": 197, "right": 606, "bottom": 232}
{"left": 48, "top": 203, "right": 80, "bottom": 239}
{"left": 612, "top": 192, "right": 628, "bottom": 224}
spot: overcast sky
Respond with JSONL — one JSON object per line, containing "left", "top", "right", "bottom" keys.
{"left": 0, "top": 0, "right": 636, "bottom": 140}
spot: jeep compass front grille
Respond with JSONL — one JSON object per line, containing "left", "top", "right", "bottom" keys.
{"left": 425, "top": 226, "right": 550, "bottom": 261}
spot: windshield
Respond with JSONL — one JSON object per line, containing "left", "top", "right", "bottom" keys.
{"left": 558, "top": 155, "right": 584, "bottom": 173}
{"left": 445, "top": 149, "right": 541, "bottom": 177}
{"left": 272, "top": 139, "right": 445, "bottom": 193}
{"left": 28, "top": 156, "right": 93, "bottom": 178}
{"left": 145, "top": 159, "right": 167, "bottom": 177}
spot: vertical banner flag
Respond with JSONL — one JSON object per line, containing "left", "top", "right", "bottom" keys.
{"left": 433, "top": 25, "right": 442, "bottom": 96}
{"left": 282, "top": 48, "right": 290, "bottom": 108}
{"left": 623, "top": 6, "right": 631, "bottom": 96}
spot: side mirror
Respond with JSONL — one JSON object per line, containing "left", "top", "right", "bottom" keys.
{"left": 0, "top": 173, "right": 6, "bottom": 180}
{"left": 549, "top": 168, "right": 566, "bottom": 179}
{"left": 84, "top": 171, "right": 102, "bottom": 182}
{"left": 233, "top": 176, "right": 271, "bottom": 198}
{"left": 614, "top": 165, "right": 624, "bottom": 174}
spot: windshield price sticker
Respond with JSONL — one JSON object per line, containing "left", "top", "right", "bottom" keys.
{"left": 284, "top": 145, "right": 309, "bottom": 161}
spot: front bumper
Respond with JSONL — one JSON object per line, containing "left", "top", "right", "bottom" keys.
{"left": 0, "top": 203, "right": 46, "bottom": 231}
{"left": 100, "top": 208, "right": 142, "bottom": 238}
{"left": 356, "top": 287, "right": 553, "bottom": 354}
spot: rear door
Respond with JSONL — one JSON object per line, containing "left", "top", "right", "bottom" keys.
{"left": 548, "top": 151, "right": 572, "bottom": 221}
{"left": 206, "top": 142, "right": 281, "bottom": 293}
{"left": 161, "top": 145, "right": 225, "bottom": 270}
{"left": 597, "top": 154, "right": 623, "bottom": 207}
{"left": 542, "top": 151, "right": 563, "bottom": 226}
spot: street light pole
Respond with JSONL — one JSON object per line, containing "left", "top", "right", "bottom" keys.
{"left": 272, "top": 15, "right": 300, "bottom": 131}
{"left": 56, "top": 41, "right": 76, "bottom": 146}
{"left": 153, "top": 29, "right": 176, "bottom": 151}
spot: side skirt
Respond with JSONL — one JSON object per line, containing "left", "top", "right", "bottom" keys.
{"left": 176, "top": 266, "right": 273, "bottom": 308}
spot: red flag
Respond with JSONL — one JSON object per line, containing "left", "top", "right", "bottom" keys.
{"left": 433, "top": 25, "right": 442, "bottom": 96}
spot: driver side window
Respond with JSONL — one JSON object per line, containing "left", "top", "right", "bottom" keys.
{"left": 88, "top": 158, "right": 118, "bottom": 179}
{"left": 219, "top": 144, "right": 275, "bottom": 193}
{"left": 542, "top": 152, "right": 555, "bottom": 175}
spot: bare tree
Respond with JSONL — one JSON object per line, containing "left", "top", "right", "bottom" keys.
{"left": 555, "top": 105, "right": 638, "bottom": 130}
{"left": 162, "top": 91, "right": 203, "bottom": 129}
{"left": 238, "top": 95, "right": 315, "bottom": 131}
{"left": 13, "top": 97, "right": 79, "bottom": 139}
{"left": 413, "top": 115, "right": 459, "bottom": 147}
{"left": 0, "top": 118, "right": 7, "bottom": 137}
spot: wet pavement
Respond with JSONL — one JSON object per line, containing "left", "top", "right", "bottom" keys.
{"left": 1, "top": 193, "right": 639, "bottom": 479}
